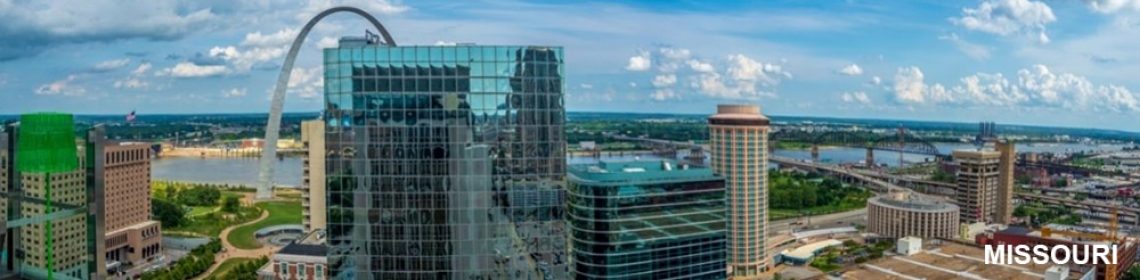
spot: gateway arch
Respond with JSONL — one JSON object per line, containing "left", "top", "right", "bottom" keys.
{"left": 257, "top": 6, "right": 396, "bottom": 199}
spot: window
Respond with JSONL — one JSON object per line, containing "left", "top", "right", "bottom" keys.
{"left": 280, "top": 262, "right": 289, "bottom": 275}
{"left": 298, "top": 263, "right": 307, "bottom": 278}
{"left": 315, "top": 265, "right": 324, "bottom": 280}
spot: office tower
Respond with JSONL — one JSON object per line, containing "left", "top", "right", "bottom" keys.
{"left": 953, "top": 149, "right": 1001, "bottom": 224}
{"left": 995, "top": 141, "right": 1015, "bottom": 225}
{"left": 567, "top": 160, "right": 727, "bottom": 279}
{"left": 708, "top": 104, "right": 770, "bottom": 278}
{"left": 100, "top": 142, "right": 162, "bottom": 273}
{"left": 323, "top": 39, "right": 567, "bottom": 279}
{"left": 1, "top": 113, "right": 95, "bottom": 279}
{"left": 301, "top": 120, "right": 326, "bottom": 233}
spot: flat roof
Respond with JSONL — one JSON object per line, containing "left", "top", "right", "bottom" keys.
{"left": 841, "top": 242, "right": 1088, "bottom": 280}
{"left": 277, "top": 243, "right": 327, "bottom": 257}
{"left": 781, "top": 239, "right": 842, "bottom": 260}
{"left": 568, "top": 160, "right": 719, "bottom": 185}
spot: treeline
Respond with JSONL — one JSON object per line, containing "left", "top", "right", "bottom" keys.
{"left": 140, "top": 239, "right": 221, "bottom": 280}
{"left": 769, "top": 170, "right": 871, "bottom": 210}
{"left": 204, "top": 256, "right": 270, "bottom": 280}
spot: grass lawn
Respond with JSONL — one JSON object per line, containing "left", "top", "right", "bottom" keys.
{"left": 206, "top": 257, "right": 257, "bottom": 279}
{"left": 169, "top": 207, "right": 261, "bottom": 237}
{"left": 227, "top": 201, "right": 302, "bottom": 249}
{"left": 770, "top": 203, "right": 865, "bottom": 221}
{"left": 187, "top": 206, "right": 218, "bottom": 217}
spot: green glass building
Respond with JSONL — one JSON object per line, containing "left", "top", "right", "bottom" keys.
{"left": 322, "top": 38, "right": 568, "bottom": 279}
{"left": 568, "top": 160, "right": 726, "bottom": 280}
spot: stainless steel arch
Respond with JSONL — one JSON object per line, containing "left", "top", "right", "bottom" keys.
{"left": 256, "top": 6, "right": 396, "bottom": 200}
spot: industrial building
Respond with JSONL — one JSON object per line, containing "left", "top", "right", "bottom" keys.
{"left": 866, "top": 191, "right": 959, "bottom": 239}
{"left": 568, "top": 160, "right": 726, "bottom": 279}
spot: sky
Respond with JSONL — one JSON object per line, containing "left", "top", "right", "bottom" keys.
{"left": 3, "top": 0, "right": 1140, "bottom": 131}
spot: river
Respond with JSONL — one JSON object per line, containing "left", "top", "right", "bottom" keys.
{"left": 152, "top": 142, "right": 1129, "bottom": 185}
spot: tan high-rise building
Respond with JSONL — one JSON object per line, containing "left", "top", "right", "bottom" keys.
{"left": 953, "top": 149, "right": 1001, "bottom": 224}
{"left": 709, "top": 104, "right": 769, "bottom": 278}
{"left": 18, "top": 146, "right": 89, "bottom": 279}
{"left": 101, "top": 142, "right": 162, "bottom": 271}
{"left": 301, "top": 120, "right": 326, "bottom": 233}
{"left": 995, "top": 141, "right": 1016, "bottom": 225}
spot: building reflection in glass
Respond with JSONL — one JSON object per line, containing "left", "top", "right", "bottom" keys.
{"left": 323, "top": 39, "right": 567, "bottom": 280}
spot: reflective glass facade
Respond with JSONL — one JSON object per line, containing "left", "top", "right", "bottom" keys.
{"left": 568, "top": 160, "right": 726, "bottom": 280}
{"left": 323, "top": 43, "right": 568, "bottom": 279}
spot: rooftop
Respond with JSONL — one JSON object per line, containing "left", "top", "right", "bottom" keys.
{"left": 840, "top": 242, "right": 1089, "bottom": 280}
{"left": 276, "top": 243, "right": 327, "bottom": 257}
{"left": 568, "top": 160, "right": 719, "bottom": 185}
{"left": 869, "top": 191, "right": 958, "bottom": 212}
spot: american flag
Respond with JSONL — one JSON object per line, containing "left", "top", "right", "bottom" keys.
{"left": 126, "top": 110, "right": 136, "bottom": 122}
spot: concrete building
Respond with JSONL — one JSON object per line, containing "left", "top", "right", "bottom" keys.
{"left": 977, "top": 225, "right": 1136, "bottom": 280}
{"left": 866, "top": 191, "right": 959, "bottom": 239}
{"left": 709, "top": 104, "right": 770, "bottom": 278}
{"left": 840, "top": 241, "right": 1094, "bottom": 280}
{"left": 300, "top": 120, "right": 325, "bottom": 233}
{"left": 1, "top": 113, "right": 98, "bottom": 279}
{"left": 953, "top": 149, "right": 1002, "bottom": 224}
{"left": 996, "top": 141, "right": 1016, "bottom": 225}
{"left": 568, "top": 160, "right": 726, "bottom": 279}
{"left": 257, "top": 243, "right": 328, "bottom": 280}
{"left": 101, "top": 142, "right": 162, "bottom": 273}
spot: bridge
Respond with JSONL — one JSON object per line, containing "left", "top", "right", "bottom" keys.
{"left": 770, "top": 127, "right": 946, "bottom": 167}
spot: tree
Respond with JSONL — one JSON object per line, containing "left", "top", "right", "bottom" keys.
{"left": 152, "top": 198, "right": 187, "bottom": 228}
{"left": 222, "top": 195, "right": 241, "bottom": 213}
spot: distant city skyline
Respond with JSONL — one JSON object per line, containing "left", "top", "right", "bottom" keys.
{"left": 3, "top": 1, "right": 1140, "bottom": 131}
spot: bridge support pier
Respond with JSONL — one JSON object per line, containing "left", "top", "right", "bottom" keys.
{"left": 810, "top": 144, "right": 819, "bottom": 163}
{"left": 866, "top": 147, "right": 875, "bottom": 168}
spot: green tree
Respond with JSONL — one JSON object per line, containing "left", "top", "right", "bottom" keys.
{"left": 222, "top": 195, "right": 241, "bottom": 213}
{"left": 152, "top": 198, "right": 187, "bottom": 228}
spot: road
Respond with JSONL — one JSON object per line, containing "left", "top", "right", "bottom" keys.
{"left": 768, "top": 208, "right": 867, "bottom": 237}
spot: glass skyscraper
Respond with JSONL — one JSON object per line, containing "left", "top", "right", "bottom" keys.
{"left": 567, "top": 160, "right": 727, "bottom": 280}
{"left": 322, "top": 38, "right": 568, "bottom": 279}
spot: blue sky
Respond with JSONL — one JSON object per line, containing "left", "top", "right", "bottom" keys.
{"left": 3, "top": 0, "right": 1140, "bottom": 131}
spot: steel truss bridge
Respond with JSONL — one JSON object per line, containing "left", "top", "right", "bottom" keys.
{"left": 770, "top": 128, "right": 946, "bottom": 167}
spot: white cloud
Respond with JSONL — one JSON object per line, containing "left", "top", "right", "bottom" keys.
{"left": 296, "top": 0, "right": 410, "bottom": 22}
{"left": 891, "top": 64, "right": 1140, "bottom": 112}
{"left": 288, "top": 67, "right": 324, "bottom": 99}
{"left": 659, "top": 48, "right": 692, "bottom": 60}
{"left": 0, "top": 0, "right": 216, "bottom": 60}
{"left": 35, "top": 75, "right": 86, "bottom": 96}
{"left": 841, "top": 91, "right": 871, "bottom": 105}
{"left": 951, "top": 0, "right": 1056, "bottom": 44}
{"left": 650, "top": 89, "right": 677, "bottom": 101}
{"left": 692, "top": 54, "right": 789, "bottom": 100}
{"left": 629, "top": 82, "right": 638, "bottom": 88}
{"left": 837, "top": 64, "right": 863, "bottom": 76}
{"left": 939, "top": 33, "right": 991, "bottom": 60}
{"left": 579, "top": 83, "right": 594, "bottom": 89}
{"left": 626, "top": 51, "right": 651, "bottom": 71}
{"left": 158, "top": 62, "right": 227, "bottom": 78}
{"left": 115, "top": 63, "right": 152, "bottom": 89}
{"left": 870, "top": 76, "right": 882, "bottom": 85}
{"left": 241, "top": 28, "right": 296, "bottom": 48}
{"left": 92, "top": 58, "right": 131, "bottom": 71}
{"left": 1088, "top": 0, "right": 1140, "bottom": 13}
{"left": 208, "top": 44, "right": 286, "bottom": 72}
{"left": 223, "top": 88, "right": 248, "bottom": 98}
{"left": 317, "top": 37, "right": 340, "bottom": 49}
{"left": 893, "top": 67, "right": 928, "bottom": 103}
{"left": 652, "top": 74, "right": 677, "bottom": 87}
{"left": 686, "top": 60, "right": 715, "bottom": 73}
